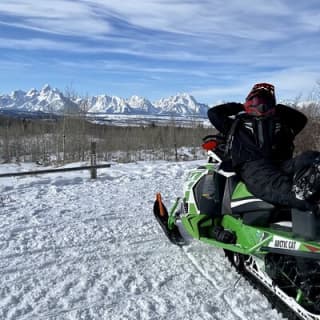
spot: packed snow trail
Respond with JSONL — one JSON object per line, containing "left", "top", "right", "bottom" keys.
{"left": 0, "top": 161, "right": 284, "bottom": 320}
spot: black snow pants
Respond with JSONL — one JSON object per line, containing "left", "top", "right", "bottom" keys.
{"left": 238, "top": 151, "right": 320, "bottom": 211}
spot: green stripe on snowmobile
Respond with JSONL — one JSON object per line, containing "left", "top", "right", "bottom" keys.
{"left": 204, "top": 164, "right": 215, "bottom": 171}
{"left": 188, "top": 203, "right": 199, "bottom": 215}
{"left": 181, "top": 214, "right": 213, "bottom": 239}
{"left": 232, "top": 182, "right": 253, "bottom": 200}
{"left": 296, "top": 289, "right": 304, "bottom": 303}
{"left": 188, "top": 171, "right": 203, "bottom": 183}
{"left": 300, "top": 242, "right": 320, "bottom": 252}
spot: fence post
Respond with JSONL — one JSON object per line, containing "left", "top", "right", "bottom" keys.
{"left": 90, "top": 141, "right": 97, "bottom": 179}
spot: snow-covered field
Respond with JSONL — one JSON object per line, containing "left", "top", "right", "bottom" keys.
{"left": 0, "top": 161, "right": 285, "bottom": 320}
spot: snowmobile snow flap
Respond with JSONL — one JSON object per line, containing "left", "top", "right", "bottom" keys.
{"left": 153, "top": 193, "right": 186, "bottom": 246}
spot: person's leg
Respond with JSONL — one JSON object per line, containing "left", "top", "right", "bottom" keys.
{"left": 239, "top": 159, "right": 315, "bottom": 211}
{"left": 280, "top": 151, "right": 320, "bottom": 175}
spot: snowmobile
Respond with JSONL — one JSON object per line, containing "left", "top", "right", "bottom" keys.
{"left": 154, "top": 135, "right": 320, "bottom": 320}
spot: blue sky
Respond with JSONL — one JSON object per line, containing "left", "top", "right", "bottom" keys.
{"left": 0, "top": 0, "right": 320, "bottom": 104}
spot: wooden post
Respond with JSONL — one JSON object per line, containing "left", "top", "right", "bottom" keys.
{"left": 91, "top": 141, "right": 97, "bottom": 179}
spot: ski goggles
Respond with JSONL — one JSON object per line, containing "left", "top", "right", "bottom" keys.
{"left": 244, "top": 96, "right": 275, "bottom": 116}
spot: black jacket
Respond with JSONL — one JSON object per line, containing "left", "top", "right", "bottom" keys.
{"left": 207, "top": 103, "right": 307, "bottom": 168}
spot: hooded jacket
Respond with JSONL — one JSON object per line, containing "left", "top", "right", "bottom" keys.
{"left": 207, "top": 103, "right": 307, "bottom": 169}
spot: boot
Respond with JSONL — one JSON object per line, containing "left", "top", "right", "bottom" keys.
{"left": 213, "top": 226, "right": 236, "bottom": 244}
{"left": 293, "top": 159, "right": 320, "bottom": 201}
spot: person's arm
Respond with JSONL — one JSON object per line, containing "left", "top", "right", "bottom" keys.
{"left": 207, "top": 103, "right": 243, "bottom": 135}
{"left": 276, "top": 104, "right": 308, "bottom": 135}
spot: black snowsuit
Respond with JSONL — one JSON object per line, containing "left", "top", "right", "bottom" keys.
{"left": 207, "top": 103, "right": 319, "bottom": 211}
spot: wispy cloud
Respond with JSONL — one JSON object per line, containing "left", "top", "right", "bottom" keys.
{"left": 0, "top": 0, "right": 111, "bottom": 36}
{"left": 0, "top": 37, "right": 81, "bottom": 51}
{"left": 0, "top": 0, "right": 309, "bottom": 40}
{"left": 1, "top": 0, "right": 320, "bottom": 102}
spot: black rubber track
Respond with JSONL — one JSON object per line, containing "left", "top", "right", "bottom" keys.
{"left": 224, "top": 250, "right": 300, "bottom": 320}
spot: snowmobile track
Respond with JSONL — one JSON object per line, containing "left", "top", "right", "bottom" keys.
{"left": 244, "top": 270, "right": 299, "bottom": 319}
{"left": 224, "top": 255, "right": 300, "bottom": 320}
{"left": 184, "top": 244, "right": 301, "bottom": 320}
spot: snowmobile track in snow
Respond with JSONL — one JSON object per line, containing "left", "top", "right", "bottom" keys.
{"left": 183, "top": 247, "right": 248, "bottom": 320}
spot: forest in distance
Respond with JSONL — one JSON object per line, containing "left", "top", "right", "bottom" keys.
{"left": 0, "top": 113, "right": 212, "bottom": 165}
{"left": 0, "top": 102, "right": 320, "bottom": 165}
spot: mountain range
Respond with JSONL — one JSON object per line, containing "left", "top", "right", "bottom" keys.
{"left": 0, "top": 84, "right": 210, "bottom": 118}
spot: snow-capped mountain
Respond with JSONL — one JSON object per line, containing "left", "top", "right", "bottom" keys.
{"left": 85, "top": 95, "right": 132, "bottom": 114}
{"left": 80, "top": 92, "right": 207, "bottom": 116}
{"left": 0, "top": 84, "right": 78, "bottom": 113}
{"left": 127, "top": 95, "right": 159, "bottom": 114}
{"left": 154, "top": 93, "right": 209, "bottom": 116}
{"left": 0, "top": 85, "right": 209, "bottom": 117}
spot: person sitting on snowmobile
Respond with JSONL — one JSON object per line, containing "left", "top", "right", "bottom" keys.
{"left": 207, "top": 82, "right": 320, "bottom": 213}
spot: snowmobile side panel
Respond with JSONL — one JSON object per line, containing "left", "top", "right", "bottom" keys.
{"left": 188, "top": 203, "right": 198, "bottom": 215}
{"left": 183, "top": 163, "right": 226, "bottom": 216}
{"left": 181, "top": 213, "right": 320, "bottom": 258}
{"left": 181, "top": 214, "right": 213, "bottom": 240}
{"left": 232, "top": 181, "right": 253, "bottom": 199}
{"left": 222, "top": 215, "right": 267, "bottom": 250}
{"left": 261, "top": 246, "right": 320, "bottom": 259}
{"left": 180, "top": 214, "right": 268, "bottom": 255}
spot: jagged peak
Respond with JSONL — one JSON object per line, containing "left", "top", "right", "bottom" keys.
{"left": 41, "top": 84, "right": 52, "bottom": 92}
{"left": 128, "top": 95, "right": 152, "bottom": 104}
{"left": 155, "top": 92, "right": 197, "bottom": 103}
{"left": 11, "top": 90, "right": 26, "bottom": 99}
{"left": 26, "top": 88, "right": 38, "bottom": 96}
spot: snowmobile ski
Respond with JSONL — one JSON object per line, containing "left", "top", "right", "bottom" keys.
{"left": 153, "top": 193, "right": 186, "bottom": 246}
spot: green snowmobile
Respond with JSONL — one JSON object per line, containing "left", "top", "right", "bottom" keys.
{"left": 154, "top": 135, "right": 320, "bottom": 320}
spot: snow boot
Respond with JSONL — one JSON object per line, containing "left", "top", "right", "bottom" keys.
{"left": 213, "top": 226, "right": 236, "bottom": 244}
{"left": 293, "top": 158, "right": 320, "bottom": 201}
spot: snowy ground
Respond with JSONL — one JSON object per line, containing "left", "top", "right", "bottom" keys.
{"left": 0, "top": 160, "right": 285, "bottom": 320}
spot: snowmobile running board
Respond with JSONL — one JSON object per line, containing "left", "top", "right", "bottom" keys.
{"left": 153, "top": 193, "right": 187, "bottom": 246}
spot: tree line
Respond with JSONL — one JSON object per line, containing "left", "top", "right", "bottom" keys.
{"left": 0, "top": 114, "right": 213, "bottom": 164}
{"left": 0, "top": 103, "right": 320, "bottom": 165}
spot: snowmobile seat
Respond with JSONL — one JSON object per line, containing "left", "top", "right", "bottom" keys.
{"left": 222, "top": 177, "right": 275, "bottom": 227}
{"left": 269, "top": 207, "right": 292, "bottom": 224}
